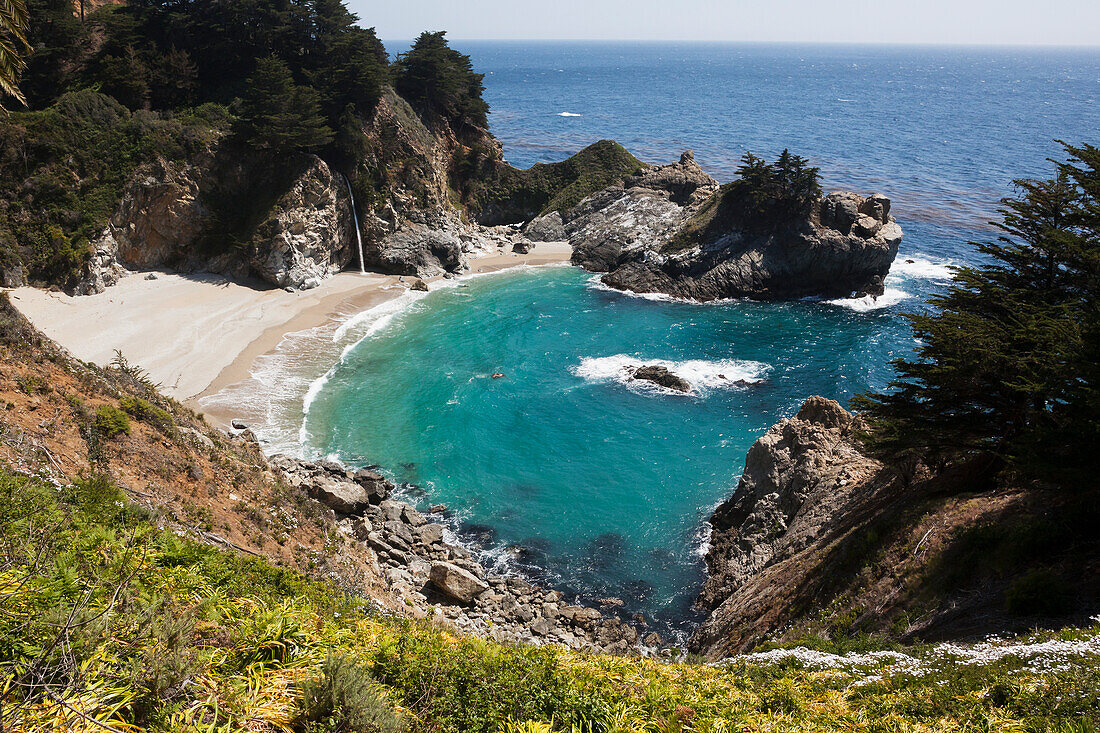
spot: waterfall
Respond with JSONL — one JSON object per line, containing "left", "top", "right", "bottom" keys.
{"left": 343, "top": 174, "right": 366, "bottom": 274}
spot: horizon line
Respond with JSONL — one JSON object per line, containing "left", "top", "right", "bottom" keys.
{"left": 380, "top": 37, "right": 1100, "bottom": 50}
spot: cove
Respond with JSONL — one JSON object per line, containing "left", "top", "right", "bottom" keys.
{"left": 298, "top": 262, "right": 949, "bottom": 638}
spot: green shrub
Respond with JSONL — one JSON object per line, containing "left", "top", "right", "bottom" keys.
{"left": 119, "top": 395, "right": 173, "bottom": 434}
{"left": 296, "top": 654, "right": 405, "bottom": 733}
{"left": 1005, "top": 569, "right": 1074, "bottom": 617}
{"left": 94, "top": 404, "right": 131, "bottom": 438}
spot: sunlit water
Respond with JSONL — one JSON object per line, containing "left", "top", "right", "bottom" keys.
{"left": 211, "top": 43, "right": 1099, "bottom": 639}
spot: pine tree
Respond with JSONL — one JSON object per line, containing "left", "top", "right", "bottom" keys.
{"left": 854, "top": 142, "right": 1100, "bottom": 491}
{"left": 234, "top": 57, "right": 334, "bottom": 154}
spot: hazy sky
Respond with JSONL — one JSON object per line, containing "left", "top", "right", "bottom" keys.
{"left": 348, "top": 0, "right": 1100, "bottom": 46}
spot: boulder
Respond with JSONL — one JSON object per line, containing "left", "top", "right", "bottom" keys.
{"left": 309, "top": 474, "right": 372, "bottom": 515}
{"left": 631, "top": 365, "right": 691, "bottom": 393}
{"left": 415, "top": 522, "right": 445, "bottom": 546}
{"left": 410, "top": 278, "right": 429, "bottom": 292}
{"left": 370, "top": 224, "right": 466, "bottom": 277}
{"left": 352, "top": 468, "right": 393, "bottom": 504}
{"left": 429, "top": 562, "right": 489, "bottom": 603}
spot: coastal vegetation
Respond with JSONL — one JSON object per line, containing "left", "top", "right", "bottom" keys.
{"left": 855, "top": 142, "right": 1100, "bottom": 493}
{"left": 2, "top": 466, "right": 1098, "bottom": 732}
{"left": 663, "top": 150, "right": 822, "bottom": 252}
{"left": 465, "top": 140, "right": 646, "bottom": 224}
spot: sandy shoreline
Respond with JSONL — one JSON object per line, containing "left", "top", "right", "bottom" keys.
{"left": 8, "top": 243, "right": 572, "bottom": 426}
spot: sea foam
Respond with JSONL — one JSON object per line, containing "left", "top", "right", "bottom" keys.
{"left": 572, "top": 354, "right": 769, "bottom": 395}
{"left": 825, "top": 287, "right": 911, "bottom": 312}
{"left": 890, "top": 255, "right": 956, "bottom": 281}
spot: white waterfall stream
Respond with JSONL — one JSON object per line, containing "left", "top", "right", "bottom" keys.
{"left": 343, "top": 174, "right": 366, "bottom": 274}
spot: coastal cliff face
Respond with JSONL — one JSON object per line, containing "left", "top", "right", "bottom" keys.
{"left": 691, "top": 397, "right": 884, "bottom": 656}
{"left": 5, "top": 86, "right": 518, "bottom": 296}
{"left": 79, "top": 151, "right": 356, "bottom": 294}
{"left": 565, "top": 151, "right": 719, "bottom": 272}
{"left": 691, "top": 397, "right": 1099, "bottom": 660}
{"left": 569, "top": 176, "right": 902, "bottom": 301}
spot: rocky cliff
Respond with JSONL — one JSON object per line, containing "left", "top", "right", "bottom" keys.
{"left": 690, "top": 397, "right": 1099, "bottom": 660}
{"left": 30, "top": 87, "right": 526, "bottom": 296}
{"left": 78, "top": 150, "right": 357, "bottom": 294}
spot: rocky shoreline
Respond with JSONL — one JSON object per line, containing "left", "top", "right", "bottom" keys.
{"left": 266, "top": 453, "right": 665, "bottom": 656}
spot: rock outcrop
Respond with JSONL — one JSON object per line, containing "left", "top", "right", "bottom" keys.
{"left": 600, "top": 191, "right": 902, "bottom": 300}
{"left": 565, "top": 151, "right": 902, "bottom": 301}
{"left": 631, "top": 365, "right": 691, "bottom": 393}
{"left": 569, "top": 152, "right": 719, "bottom": 273}
{"left": 241, "top": 156, "right": 354, "bottom": 289}
{"left": 690, "top": 397, "right": 883, "bottom": 657}
{"left": 76, "top": 152, "right": 356, "bottom": 294}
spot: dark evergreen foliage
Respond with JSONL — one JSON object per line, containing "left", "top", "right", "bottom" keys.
{"left": 663, "top": 149, "right": 821, "bottom": 252}
{"left": 20, "top": 0, "right": 82, "bottom": 108}
{"left": 233, "top": 57, "right": 334, "bottom": 155}
{"left": 392, "top": 31, "right": 489, "bottom": 131}
{"left": 22, "top": 0, "right": 387, "bottom": 155}
{"left": 854, "top": 142, "right": 1100, "bottom": 492}
{"left": 726, "top": 149, "right": 822, "bottom": 225}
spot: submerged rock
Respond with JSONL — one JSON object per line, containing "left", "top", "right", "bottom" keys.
{"left": 631, "top": 365, "right": 691, "bottom": 393}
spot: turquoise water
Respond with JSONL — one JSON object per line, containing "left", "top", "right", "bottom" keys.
{"left": 285, "top": 43, "right": 1099, "bottom": 638}
{"left": 301, "top": 264, "right": 945, "bottom": 633}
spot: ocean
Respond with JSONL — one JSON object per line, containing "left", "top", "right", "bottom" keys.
{"left": 251, "top": 43, "right": 1100, "bottom": 640}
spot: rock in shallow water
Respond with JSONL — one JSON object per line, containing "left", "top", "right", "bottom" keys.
{"left": 631, "top": 365, "right": 691, "bottom": 393}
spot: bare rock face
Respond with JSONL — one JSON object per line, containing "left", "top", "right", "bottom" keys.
{"left": 631, "top": 365, "right": 691, "bottom": 393}
{"left": 598, "top": 191, "right": 902, "bottom": 301}
{"left": 569, "top": 152, "right": 719, "bottom": 273}
{"left": 690, "top": 397, "right": 882, "bottom": 657}
{"left": 524, "top": 211, "right": 566, "bottom": 242}
{"left": 109, "top": 157, "right": 208, "bottom": 269}
{"left": 625, "top": 151, "right": 717, "bottom": 205}
{"left": 429, "top": 562, "right": 489, "bottom": 603}
{"left": 75, "top": 156, "right": 209, "bottom": 295}
{"left": 1, "top": 264, "right": 26, "bottom": 288}
{"left": 245, "top": 156, "right": 354, "bottom": 289}
{"left": 372, "top": 224, "right": 465, "bottom": 277}
{"left": 73, "top": 152, "right": 354, "bottom": 294}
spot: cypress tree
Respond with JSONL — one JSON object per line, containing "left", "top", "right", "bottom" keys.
{"left": 854, "top": 142, "right": 1100, "bottom": 491}
{"left": 234, "top": 57, "right": 334, "bottom": 154}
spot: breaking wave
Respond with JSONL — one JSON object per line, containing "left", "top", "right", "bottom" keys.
{"left": 572, "top": 354, "right": 769, "bottom": 395}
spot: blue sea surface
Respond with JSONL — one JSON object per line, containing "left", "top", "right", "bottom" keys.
{"left": 301, "top": 43, "right": 1099, "bottom": 638}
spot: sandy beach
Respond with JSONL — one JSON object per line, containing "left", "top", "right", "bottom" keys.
{"left": 8, "top": 243, "right": 572, "bottom": 423}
